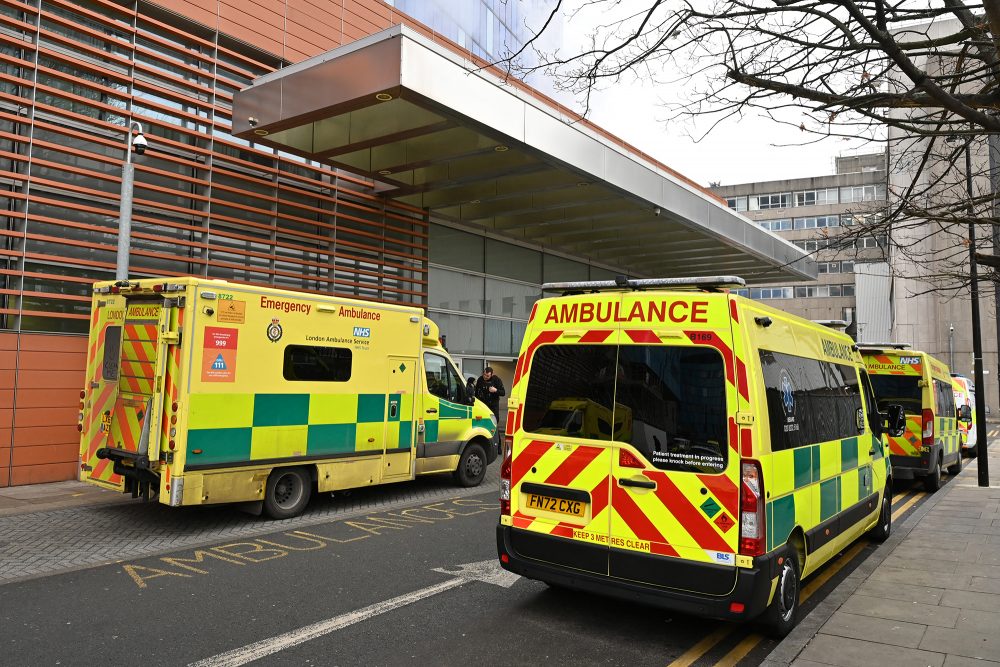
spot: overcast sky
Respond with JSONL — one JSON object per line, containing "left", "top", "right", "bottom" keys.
{"left": 522, "top": 1, "right": 875, "bottom": 188}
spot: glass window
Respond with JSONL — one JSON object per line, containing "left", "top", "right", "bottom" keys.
{"left": 843, "top": 285, "right": 856, "bottom": 297}
{"left": 428, "top": 267, "right": 485, "bottom": 313}
{"left": 869, "top": 374, "right": 921, "bottom": 414}
{"left": 102, "top": 325, "right": 122, "bottom": 381}
{"left": 759, "top": 350, "right": 862, "bottom": 450}
{"left": 842, "top": 261, "right": 855, "bottom": 273}
{"left": 522, "top": 344, "right": 729, "bottom": 473}
{"left": 484, "top": 278, "right": 539, "bottom": 319}
{"left": 726, "top": 196, "right": 747, "bottom": 212}
{"left": 283, "top": 345, "right": 352, "bottom": 382}
{"left": 935, "top": 379, "right": 956, "bottom": 416}
{"left": 429, "top": 224, "right": 484, "bottom": 272}
{"left": 423, "top": 352, "right": 466, "bottom": 403}
{"left": 750, "top": 193, "right": 791, "bottom": 210}
{"left": 543, "top": 254, "right": 588, "bottom": 282}
{"left": 486, "top": 238, "right": 541, "bottom": 283}
{"left": 429, "top": 311, "right": 484, "bottom": 355}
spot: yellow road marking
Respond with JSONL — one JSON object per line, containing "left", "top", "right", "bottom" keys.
{"left": 669, "top": 489, "right": 929, "bottom": 667}
{"left": 891, "top": 492, "right": 924, "bottom": 521}
{"left": 714, "top": 632, "right": 762, "bottom": 667}
{"left": 667, "top": 626, "right": 733, "bottom": 667}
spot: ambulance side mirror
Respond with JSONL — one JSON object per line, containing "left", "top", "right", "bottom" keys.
{"left": 882, "top": 404, "right": 906, "bottom": 438}
{"left": 959, "top": 405, "right": 972, "bottom": 422}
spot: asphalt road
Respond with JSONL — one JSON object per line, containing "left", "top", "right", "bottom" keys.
{"left": 0, "top": 480, "right": 938, "bottom": 667}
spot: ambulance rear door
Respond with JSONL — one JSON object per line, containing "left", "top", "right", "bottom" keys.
{"left": 508, "top": 293, "right": 620, "bottom": 576}
{"left": 607, "top": 292, "right": 740, "bottom": 595}
{"left": 80, "top": 292, "right": 126, "bottom": 489}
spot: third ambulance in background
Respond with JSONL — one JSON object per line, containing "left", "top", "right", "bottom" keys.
{"left": 861, "top": 345, "right": 962, "bottom": 491}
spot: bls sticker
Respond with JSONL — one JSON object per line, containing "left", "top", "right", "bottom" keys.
{"left": 267, "top": 318, "right": 283, "bottom": 343}
{"left": 707, "top": 551, "right": 733, "bottom": 564}
{"left": 353, "top": 327, "right": 371, "bottom": 338}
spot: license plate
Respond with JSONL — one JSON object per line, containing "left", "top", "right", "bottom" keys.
{"left": 525, "top": 493, "right": 586, "bottom": 519}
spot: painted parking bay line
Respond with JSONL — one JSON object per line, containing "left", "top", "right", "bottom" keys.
{"left": 188, "top": 560, "right": 519, "bottom": 667}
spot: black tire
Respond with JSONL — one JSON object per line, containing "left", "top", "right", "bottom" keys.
{"left": 947, "top": 452, "right": 963, "bottom": 476}
{"left": 454, "top": 442, "right": 487, "bottom": 487}
{"left": 868, "top": 484, "right": 892, "bottom": 543}
{"left": 758, "top": 548, "right": 801, "bottom": 639}
{"left": 924, "top": 458, "right": 942, "bottom": 492}
{"left": 263, "top": 467, "right": 312, "bottom": 519}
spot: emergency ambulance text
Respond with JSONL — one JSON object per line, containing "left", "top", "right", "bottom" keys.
{"left": 821, "top": 338, "right": 854, "bottom": 361}
{"left": 571, "top": 530, "right": 650, "bottom": 551}
{"left": 260, "top": 296, "right": 311, "bottom": 315}
{"left": 543, "top": 300, "right": 708, "bottom": 325}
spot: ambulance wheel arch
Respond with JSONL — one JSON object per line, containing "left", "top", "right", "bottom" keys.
{"left": 263, "top": 466, "right": 314, "bottom": 519}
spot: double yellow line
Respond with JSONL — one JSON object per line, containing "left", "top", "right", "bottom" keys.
{"left": 668, "top": 488, "right": 927, "bottom": 667}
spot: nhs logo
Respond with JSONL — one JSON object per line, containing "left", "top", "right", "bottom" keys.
{"left": 353, "top": 327, "right": 371, "bottom": 338}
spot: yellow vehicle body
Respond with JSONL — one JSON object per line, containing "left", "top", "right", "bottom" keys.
{"left": 534, "top": 398, "right": 633, "bottom": 442}
{"left": 861, "top": 347, "right": 961, "bottom": 488}
{"left": 951, "top": 375, "right": 978, "bottom": 455}
{"left": 497, "top": 280, "right": 892, "bottom": 634}
{"left": 78, "top": 277, "right": 496, "bottom": 517}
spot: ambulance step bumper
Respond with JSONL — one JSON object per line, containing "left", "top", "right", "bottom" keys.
{"left": 497, "top": 525, "right": 775, "bottom": 621}
{"left": 889, "top": 454, "right": 933, "bottom": 478}
{"left": 96, "top": 447, "right": 159, "bottom": 500}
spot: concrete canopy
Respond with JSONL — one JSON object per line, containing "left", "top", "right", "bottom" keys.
{"left": 232, "top": 25, "right": 814, "bottom": 283}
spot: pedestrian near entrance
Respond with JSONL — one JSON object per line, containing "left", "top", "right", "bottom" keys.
{"left": 475, "top": 367, "right": 505, "bottom": 418}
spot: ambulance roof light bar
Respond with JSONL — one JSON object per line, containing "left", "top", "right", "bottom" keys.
{"left": 542, "top": 275, "right": 746, "bottom": 294}
{"left": 857, "top": 342, "right": 911, "bottom": 349}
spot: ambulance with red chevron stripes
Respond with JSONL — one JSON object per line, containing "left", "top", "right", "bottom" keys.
{"left": 860, "top": 344, "right": 962, "bottom": 491}
{"left": 77, "top": 277, "right": 497, "bottom": 519}
{"left": 497, "top": 276, "right": 905, "bottom": 637}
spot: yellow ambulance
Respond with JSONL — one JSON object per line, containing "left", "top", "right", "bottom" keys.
{"left": 78, "top": 277, "right": 497, "bottom": 519}
{"left": 951, "top": 374, "right": 978, "bottom": 456}
{"left": 860, "top": 345, "right": 961, "bottom": 491}
{"left": 496, "top": 277, "right": 904, "bottom": 637}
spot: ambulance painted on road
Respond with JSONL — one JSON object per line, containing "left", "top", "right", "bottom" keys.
{"left": 496, "top": 277, "right": 904, "bottom": 637}
{"left": 860, "top": 345, "right": 961, "bottom": 491}
{"left": 78, "top": 277, "right": 497, "bottom": 518}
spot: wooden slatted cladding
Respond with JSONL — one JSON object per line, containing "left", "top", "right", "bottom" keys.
{"left": 0, "top": 0, "right": 433, "bottom": 484}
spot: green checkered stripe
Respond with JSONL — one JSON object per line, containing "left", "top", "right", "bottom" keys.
{"left": 938, "top": 417, "right": 960, "bottom": 457}
{"left": 422, "top": 398, "right": 495, "bottom": 442}
{"left": 184, "top": 393, "right": 414, "bottom": 467}
{"left": 765, "top": 435, "right": 885, "bottom": 551}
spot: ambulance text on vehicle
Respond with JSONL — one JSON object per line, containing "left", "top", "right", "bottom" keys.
{"left": 496, "top": 277, "right": 904, "bottom": 637}
{"left": 78, "top": 277, "right": 497, "bottom": 518}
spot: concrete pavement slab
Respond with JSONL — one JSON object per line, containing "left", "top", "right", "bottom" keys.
{"left": 840, "top": 594, "right": 960, "bottom": 627}
{"left": 797, "top": 634, "right": 944, "bottom": 667}
{"left": 820, "top": 610, "right": 928, "bottom": 648}
{"left": 943, "top": 657, "right": 1000, "bottom": 667}
{"left": 920, "top": 626, "right": 1000, "bottom": 662}
{"left": 939, "top": 589, "right": 1000, "bottom": 612}
{"left": 857, "top": 579, "right": 945, "bottom": 605}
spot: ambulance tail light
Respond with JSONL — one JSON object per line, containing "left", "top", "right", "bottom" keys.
{"left": 922, "top": 408, "right": 934, "bottom": 447}
{"left": 619, "top": 449, "right": 644, "bottom": 469}
{"left": 151, "top": 283, "right": 164, "bottom": 293}
{"left": 499, "top": 434, "right": 513, "bottom": 516}
{"left": 739, "top": 459, "right": 766, "bottom": 557}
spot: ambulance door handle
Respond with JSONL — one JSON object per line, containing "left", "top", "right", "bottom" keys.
{"left": 619, "top": 478, "right": 656, "bottom": 490}
{"left": 869, "top": 447, "right": 876, "bottom": 455}
{"left": 426, "top": 408, "right": 437, "bottom": 414}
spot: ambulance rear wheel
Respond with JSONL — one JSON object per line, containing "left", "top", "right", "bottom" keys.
{"left": 758, "top": 548, "right": 800, "bottom": 639}
{"left": 454, "top": 442, "right": 487, "bottom": 487}
{"left": 924, "top": 459, "right": 942, "bottom": 492}
{"left": 264, "top": 467, "right": 312, "bottom": 519}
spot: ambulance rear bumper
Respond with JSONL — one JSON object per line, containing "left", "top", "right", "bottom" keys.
{"left": 497, "top": 525, "right": 775, "bottom": 621}
{"left": 889, "top": 453, "right": 934, "bottom": 479}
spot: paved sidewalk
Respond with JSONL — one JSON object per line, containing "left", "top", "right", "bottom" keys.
{"left": 768, "top": 440, "right": 1000, "bottom": 667}
{"left": 0, "top": 479, "right": 132, "bottom": 517}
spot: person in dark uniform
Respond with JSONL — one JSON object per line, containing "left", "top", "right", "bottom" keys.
{"left": 475, "top": 366, "right": 505, "bottom": 418}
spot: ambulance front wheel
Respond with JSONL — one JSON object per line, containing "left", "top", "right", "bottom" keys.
{"left": 263, "top": 467, "right": 312, "bottom": 519}
{"left": 869, "top": 484, "right": 892, "bottom": 543}
{"left": 454, "top": 442, "right": 487, "bottom": 487}
{"left": 758, "top": 547, "right": 800, "bottom": 639}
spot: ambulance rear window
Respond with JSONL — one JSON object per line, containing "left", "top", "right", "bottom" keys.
{"left": 522, "top": 344, "right": 729, "bottom": 473}
{"left": 101, "top": 325, "right": 121, "bottom": 381}
{"left": 283, "top": 345, "right": 352, "bottom": 382}
{"left": 868, "top": 375, "right": 921, "bottom": 414}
